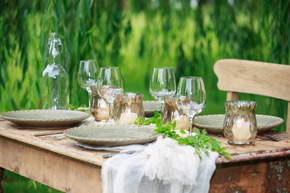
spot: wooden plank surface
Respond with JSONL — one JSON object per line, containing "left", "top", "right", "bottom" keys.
{"left": 0, "top": 121, "right": 107, "bottom": 167}
{"left": 211, "top": 134, "right": 290, "bottom": 164}
{"left": 0, "top": 120, "right": 290, "bottom": 192}
{"left": 0, "top": 120, "right": 290, "bottom": 166}
{"left": 214, "top": 59, "right": 290, "bottom": 101}
{"left": 0, "top": 136, "right": 102, "bottom": 193}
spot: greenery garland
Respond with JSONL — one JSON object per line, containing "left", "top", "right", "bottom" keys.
{"left": 135, "top": 111, "right": 231, "bottom": 159}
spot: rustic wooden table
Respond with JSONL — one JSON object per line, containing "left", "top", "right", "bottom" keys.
{"left": 0, "top": 120, "right": 290, "bottom": 193}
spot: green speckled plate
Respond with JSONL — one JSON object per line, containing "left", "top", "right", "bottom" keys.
{"left": 64, "top": 124, "right": 159, "bottom": 146}
{"left": 193, "top": 114, "right": 284, "bottom": 134}
{"left": 0, "top": 110, "right": 90, "bottom": 127}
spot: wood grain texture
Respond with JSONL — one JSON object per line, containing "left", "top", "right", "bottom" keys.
{"left": 287, "top": 102, "right": 290, "bottom": 133}
{"left": 212, "top": 133, "right": 290, "bottom": 164}
{"left": 0, "top": 120, "right": 290, "bottom": 166}
{"left": 214, "top": 59, "right": 290, "bottom": 132}
{"left": 0, "top": 136, "right": 102, "bottom": 193}
{"left": 214, "top": 59, "right": 290, "bottom": 101}
{"left": 210, "top": 157, "right": 290, "bottom": 193}
{"left": 1, "top": 121, "right": 290, "bottom": 192}
{"left": 0, "top": 121, "right": 107, "bottom": 167}
{"left": 226, "top": 92, "right": 239, "bottom": 101}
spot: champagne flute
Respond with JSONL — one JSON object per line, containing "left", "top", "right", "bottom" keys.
{"left": 176, "top": 76, "right": 206, "bottom": 135}
{"left": 78, "top": 60, "right": 99, "bottom": 108}
{"left": 149, "top": 67, "right": 176, "bottom": 117}
{"left": 97, "top": 67, "right": 123, "bottom": 123}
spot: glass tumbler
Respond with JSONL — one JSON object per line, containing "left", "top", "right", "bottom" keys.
{"left": 114, "top": 92, "right": 144, "bottom": 124}
{"left": 223, "top": 101, "right": 257, "bottom": 145}
{"left": 163, "top": 96, "right": 189, "bottom": 131}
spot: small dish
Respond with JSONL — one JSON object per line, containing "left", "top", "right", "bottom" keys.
{"left": 193, "top": 114, "right": 284, "bottom": 134}
{"left": 64, "top": 124, "right": 159, "bottom": 146}
{"left": 0, "top": 110, "right": 90, "bottom": 127}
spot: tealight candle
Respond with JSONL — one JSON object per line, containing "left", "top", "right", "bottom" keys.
{"left": 223, "top": 101, "right": 257, "bottom": 145}
{"left": 114, "top": 92, "right": 144, "bottom": 124}
{"left": 175, "top": 115, "right": 189, "bottom": 131}
{"left": 232, "top": 119, "right": 251, "bottom": 142}
{"left": 118, "top": 112, "right": 138, "bottom": 124}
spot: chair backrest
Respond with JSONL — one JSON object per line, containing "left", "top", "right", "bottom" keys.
{"left": 214, "top": 59, "right": 290, "bottom": 133}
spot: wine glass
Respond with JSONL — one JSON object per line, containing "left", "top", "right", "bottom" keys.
{"left": 149, "top": 67, "right": 176, "bottom": 116}
{"left": 78, "top": 60, "right": 99, "bottom": 108}
{"left": 97, "top": 67, "right": 123, "bottom": 123}
{"left": 176, "top": 76, "right": 206, "bottom": 135}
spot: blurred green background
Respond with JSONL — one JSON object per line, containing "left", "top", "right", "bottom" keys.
{"left": 0, "top": 0, "right": 289, "bottom": 192}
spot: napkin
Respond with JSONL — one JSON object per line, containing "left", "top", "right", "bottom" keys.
{"left": 102, "top": 136, "right": 219, "bottom": 193}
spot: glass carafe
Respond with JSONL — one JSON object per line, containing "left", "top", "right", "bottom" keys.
{"left": 114, "top": 92, "right": 144, "bottom": 124}
{"left": 223, "top": 101, "right": 257, "bottom": 145}
{"left": 40, "top": 33, "right": 69, "bottom": 109}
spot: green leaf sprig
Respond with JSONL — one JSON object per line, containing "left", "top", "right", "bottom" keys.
{"left": 135, "top": 111, "right": 231, "bottom": 159}
{"left": 70, "top": 104, "right": 88, "bottom": 112}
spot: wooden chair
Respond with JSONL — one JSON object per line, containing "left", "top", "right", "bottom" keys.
{"left": 0, "top": 168, "right": 3, "bottom": 193}
{"left": 213, "top": 59, "right": 290, "bottom": 133}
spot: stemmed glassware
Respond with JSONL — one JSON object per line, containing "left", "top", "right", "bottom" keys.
{"left": 97, "top": 67, "right": 123, "bottom": 123}
{"left": 78, "top": 60, "right": 99, "bottom": 108}
{"left": 176, "top": 76, "right": 206, "bottom": 135}
{"left": 149, "top": 67, "right": 176, "bottom": 116}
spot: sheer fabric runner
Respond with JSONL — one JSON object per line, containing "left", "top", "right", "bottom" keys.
{"left": 102, "top": 136, "right": 218, "bottom": 193}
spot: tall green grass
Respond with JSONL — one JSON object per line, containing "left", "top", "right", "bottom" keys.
{"left": 0, "top": 0, "right": 289, "bottom": 192}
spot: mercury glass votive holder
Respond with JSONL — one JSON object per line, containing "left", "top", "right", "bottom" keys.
{"left": 90, "top": 85, "right": 110, "bottom": 122}
{"left": 223, "top": 101, "right": 257, "bottom": 145}
{"left": 163, "top": 96, "right": 189, "bottom": 131}
{"left": 114, "top": 92, "right": 144, "bottom": 124}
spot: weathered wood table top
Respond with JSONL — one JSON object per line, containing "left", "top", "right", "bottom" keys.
{"left": 1, "top": 120, "right": 290, "bottom": 192}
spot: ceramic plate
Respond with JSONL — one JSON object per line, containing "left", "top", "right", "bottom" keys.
{"left": 143, "top": 101, "right": 161, "bottom": 117}
{"left": 0, "top": 110, "right": 90, "bottom": 127}
{"left": 193, "top": 114, "right": 284, "bottom": 134}
{"left": 64, "top": 124, "right": 159, "bottom": 146}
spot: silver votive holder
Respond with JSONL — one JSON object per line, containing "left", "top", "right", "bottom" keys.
{"left": 114, "top": 92, "right": 144, "bottom": 124}
{"left": 223, "top": 101, "right": 257, "bottom": 145}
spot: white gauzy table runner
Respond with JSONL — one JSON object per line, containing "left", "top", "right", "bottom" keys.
{"left": 80, "top": 117, "right": 219, "bottom": 193}
{"left": 102, "top": 137, "right": 218, "bottom": 193}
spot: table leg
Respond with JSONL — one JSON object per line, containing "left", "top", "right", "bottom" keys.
{"left": 0, "top": 168, "right": 3, "bottom": 193}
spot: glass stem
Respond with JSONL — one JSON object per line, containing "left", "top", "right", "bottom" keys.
{"left": 108, "top": 102, "right": 114, "bottom": 123}
{"left": 86, "top": 87, "right": 92, "bottom": 109}
{"left": 188, "top": 115, "right": 194, "bottom": 135}
{"left": 159, "top": 98, "right": 165, "bottom": 118}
